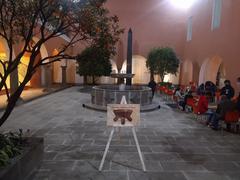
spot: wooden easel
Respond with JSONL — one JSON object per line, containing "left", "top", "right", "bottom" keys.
{"left": 99, "top": 96, "right": 146, "bottom": 171}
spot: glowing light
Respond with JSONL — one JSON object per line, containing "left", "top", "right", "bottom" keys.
{"left": 0, "top": 52, "right": 6, "bottom": 59}
{"left": 170, "top": 0, "right": 196, "bottom": 9}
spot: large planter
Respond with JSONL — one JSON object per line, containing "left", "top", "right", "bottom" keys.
{"left": 0, "top": 137, "right": 44, "bottom": 180}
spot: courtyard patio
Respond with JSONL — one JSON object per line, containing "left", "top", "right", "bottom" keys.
{"left": 1, "top": 87, "right": 240, "bottom": 180}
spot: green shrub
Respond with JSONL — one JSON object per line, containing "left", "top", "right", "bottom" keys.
{"left": 0, "top": 130, "right": 23, "bottom": 167}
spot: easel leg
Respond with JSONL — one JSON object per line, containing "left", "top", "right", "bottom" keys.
{"left": 99, "top": 128, "right": 115, "bottom": 171}
{"left": 132, "top": 127, "right": 146, "bottom": 171}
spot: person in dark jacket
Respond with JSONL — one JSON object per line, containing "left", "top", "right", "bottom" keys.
{"left": 208, "top": 95, "right": 236, "bottom": 130}
{"left": 148, "top": 78, "right": 157, "bottom": 98}
{"left": 221, "top": 80, "right": 235, "bottom": 99}
{"left": 197, "top": 83, "right": 205, "bottom": 95}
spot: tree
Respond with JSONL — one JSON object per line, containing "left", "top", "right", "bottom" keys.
{"left": 0, "top": 0, "right": 121, "bottom": 127}
{"left": 146, "top": 47, "right": 180, "bottom": 82}
{"left": 76, "top": 10, "right": 124, "bottom": 84}
{"left": 77, "top": 46, "right": 112, "bottom": 84}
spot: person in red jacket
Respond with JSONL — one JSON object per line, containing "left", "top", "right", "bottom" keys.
{"left": 196, "top": 93, "right": 209, "bottom": 114}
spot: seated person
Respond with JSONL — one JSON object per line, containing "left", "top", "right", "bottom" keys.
{"left": 220, "top": 80, "right": 235, "bottom": 100}
{"left": 194, "top": 92, "right": 208, "bottom": 114}
{"left": 179, "top": 90, "right": 193, "bottom": 111}
{"left": 173, "top": 87, "right": 183, "bottom": 102}
{"left": 236, "top": 93, "right": 240, "bottom": 112}
{"left": 207, "top": 95, "right": 236, "bottom": 130}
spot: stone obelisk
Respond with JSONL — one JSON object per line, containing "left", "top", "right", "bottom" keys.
{"left": 126, "top": 28, "right": 133, "bottom": 86}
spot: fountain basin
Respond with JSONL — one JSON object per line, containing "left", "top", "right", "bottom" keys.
{"left": 91, "top": 85, "right": 152, "bottom": 106}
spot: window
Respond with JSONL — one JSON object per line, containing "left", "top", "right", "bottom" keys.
{"left": 187, "top": 16, "right": 193, "bottom": 41}
{"left": 211, "top": 0, "right": 222, "bottom": 30}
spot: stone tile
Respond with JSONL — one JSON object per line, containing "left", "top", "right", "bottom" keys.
{"left": 225, "top": 173, "right": 240, "bottom": 180}
{"left": 74, "top": 160, "right": 110, "bottom": 171}
{"left": 45, "top": 145, "right": 81, "bottom": 152}
{"left": 144, "top": 161, "right": 163, "bottom": 171}
{"left": 129, "top": 171, "right": 187, "bottom": 180}
{"left": 202, "top": 162, "right": 240, "bottom": 172}
{"left": 144, "top": 153, "right": 181, "bottom": 162}
{"left": 63, "top": 139, "right": 94, "bottom": 146}
{"left": 161, "top": 162, "right": 206, "bottom": 171}
{"left": 31, "top": 169, "right": 51, "bottom": 180}
{"left": 183, "top": 172, "right": 230, "bottom": 180}
{"left": 211, "top": 154, "right": 240, "bottom": 162}
{"left": 44, "top": 151, "right": 58, "bottom": 160}
{"left": 55, "top": 151, "right": 96, "bottom": 160}
{"left": 49, "top": 171, "right": 127, "bottom": 180}
{"left": 39, "top": 160, "right": 75, "bottom": 171}
{"left": 109, "top": 145, "right": 152, "bottom": 153}
{"left": 178, "top": 154, "right": 215, "bottom": 163}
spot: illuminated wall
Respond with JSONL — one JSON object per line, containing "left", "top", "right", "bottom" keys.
{"left": 18, "top": 53, "right": 30, "bottom": 86}
{"left": 0, "top": 41, "right": 10, "bottom": 90}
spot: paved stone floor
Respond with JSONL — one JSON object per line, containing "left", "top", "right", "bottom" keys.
{"left": 1, "top": 86, "right": 240, "bottom": 180}
{"left": 0, "top": 84, "right": 68, "bottom": 109}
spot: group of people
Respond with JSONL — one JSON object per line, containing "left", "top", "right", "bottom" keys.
{"left": 207, "top": 80, "right": 239, "bottom": 130}
{"left": 173, "top": 80, "right": 240, "bottom": 131}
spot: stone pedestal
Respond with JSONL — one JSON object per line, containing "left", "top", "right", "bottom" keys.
{"left": 43, "top": 64, "right": 53, "bottom": 92}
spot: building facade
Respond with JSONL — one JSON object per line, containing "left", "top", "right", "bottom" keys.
{"left": 1, "top": 0, "right": 240, "bottom": 94}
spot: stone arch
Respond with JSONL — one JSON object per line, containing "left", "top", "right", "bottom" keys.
{"left": 180, "top": 60, "right": 193, "bottom": 85}
{"left": 199, "top": 56, "right": 223, "bottom": 85}
{"left": 18, "top": 37, "right": 49, "bottom": 88}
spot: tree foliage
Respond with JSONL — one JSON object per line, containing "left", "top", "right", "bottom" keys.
{"left": 0, "top": 0, "right": 122, "bottom": 126}
{"left": 76, "top": 7, "right": 124, "bottom": 84}
{"left": 77, "top": 46, "right": 112, "bottom": 84}
{"left": 146, "top": 47, "right": 180, "bottom": 82}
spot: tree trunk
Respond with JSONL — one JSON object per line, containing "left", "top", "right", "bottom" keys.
{"left": 0, "top": 75, "right": 7, "bottom": 92}
{"left": 0, "top": 77, "right": 30, "bottom": 127}
{"left": 83, "top": 75, "right": 87, "bottom": 85}
{"left": 160, "top": 74, "right": 165, "bottom": 82}
{"left": 150, "top": 72, "right": 154, "bottom": 81}
{"left": 91, "top": 76, "right": 95, "bottom": 85}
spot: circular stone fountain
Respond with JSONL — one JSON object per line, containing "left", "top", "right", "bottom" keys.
{"left": 83, "top": 28, "right": 160, "bottom": 111}
{"left": 84, "top": 84, "right": 160, "bottom": 112}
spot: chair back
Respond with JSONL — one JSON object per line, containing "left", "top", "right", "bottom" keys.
{"left": 224, "top": 111, "right": 239, "bottom": 123}
{"left": 186, "top": 98, "right": 195, "bottom": 108}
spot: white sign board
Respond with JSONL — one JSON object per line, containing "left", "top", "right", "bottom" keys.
{"left": 107, "top": 104, "right": 140, "bottom": 127}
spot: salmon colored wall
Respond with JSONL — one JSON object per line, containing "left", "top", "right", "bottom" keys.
{"left": 183, "top": 0, "right": 240, "bottom": 91}
{"left": 105, "top": 0, "right": 188, "bottom": 67}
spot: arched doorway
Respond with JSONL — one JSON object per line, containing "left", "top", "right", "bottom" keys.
{"left": 199, "top": 56, "right": 224, "bottom": 87}
{"left": 122, "top": 55, "right": 151, "bottom": 84}
{"left": 180, "top": 60, "right": 193, "bottom": 85}
{"left": 18, "top": 38, "right": 49, "bottom": 88}
{"left": 216, "top": 63, "right": 226, "bottom": 88}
